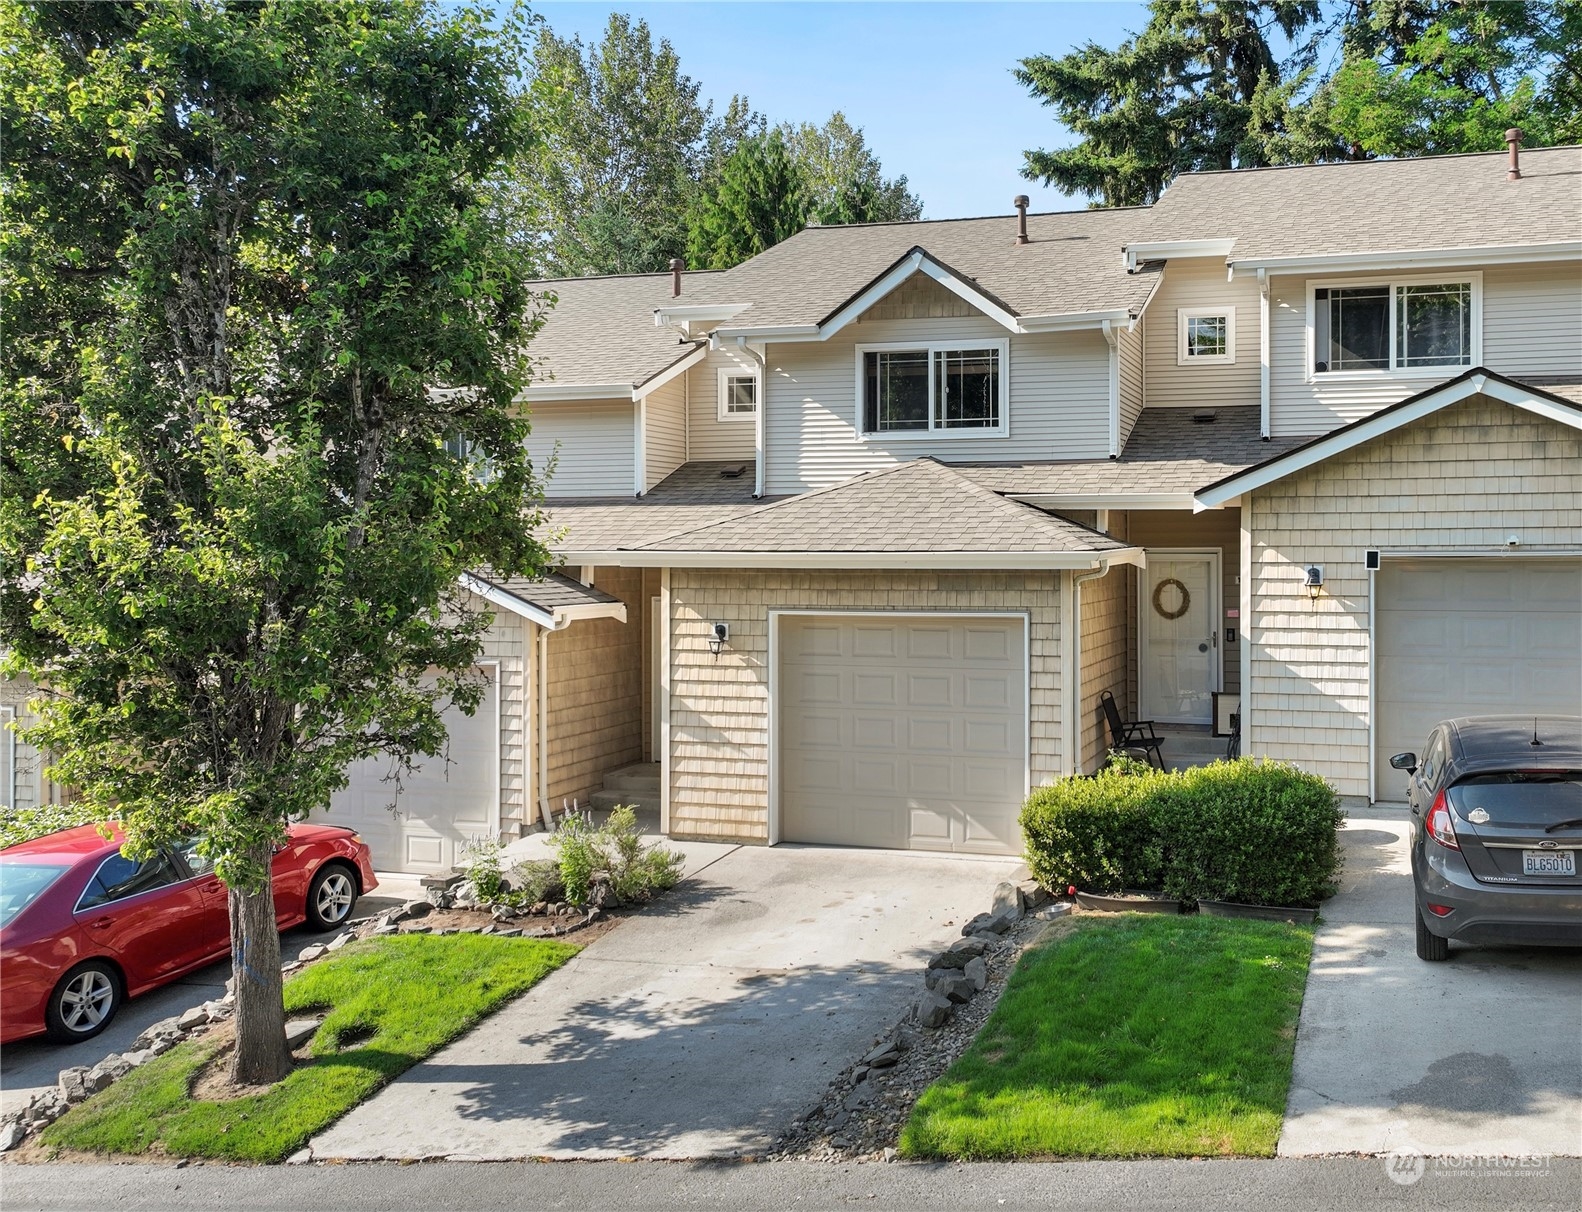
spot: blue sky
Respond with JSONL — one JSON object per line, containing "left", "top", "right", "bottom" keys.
{"left": 533, "top": 1, "right": 1151, "bottom": 219}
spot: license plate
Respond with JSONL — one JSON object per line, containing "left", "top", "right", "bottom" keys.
{"left": 1522, "top": 850, "right": 1577, "bottom": 877}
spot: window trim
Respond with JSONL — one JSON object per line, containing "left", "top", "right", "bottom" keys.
{"left": 1177, "top": 306, "right": 1236, "bottom": 365}
{"left": 853, "top": 338, "right": 1010, "bottom": 440}
{"left": 1305, "top": 271, "right": 1482, "bottom": 382}
{"left": 715, "top": 365, "right": 759, "bottom": 423}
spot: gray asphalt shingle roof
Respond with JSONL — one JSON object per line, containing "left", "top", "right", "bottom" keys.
{"left": 485, "top": 572, "right": 623, "bottom": 612}
{"left": 627, "top": 458, "right": 1131, "bottom": 555}
{"left": 541, "top": 460, "right": 763, "bottom": 555}
{"left": 1140, "top": 145, "right": 1582, "bottom": 262}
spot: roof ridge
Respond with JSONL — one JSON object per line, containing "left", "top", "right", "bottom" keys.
{"left": 1161, "top": 143, "right": 1582, "bottom": 186}
{"left": 527, "top": 268, "right": 729, "bottom": 286}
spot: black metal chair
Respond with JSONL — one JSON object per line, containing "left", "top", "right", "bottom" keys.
{"left": 1099, "top": 689, "right": 1165, "bottom": 770}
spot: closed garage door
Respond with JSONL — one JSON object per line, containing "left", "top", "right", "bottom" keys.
{"left": 779, "top": 614, "right": 1027, "bottom": 854}
{"left": 1375, "top": 558, "right": 1582, "bottom": 796}
{"left": 326, "top": 674, "right": 499, "bottom": 873}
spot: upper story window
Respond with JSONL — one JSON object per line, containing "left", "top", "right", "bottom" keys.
{"left": 1178, "top": 307, "right": 1235, "bottom": 365}
{"left": 857, "top": 340, "right": 1008, "bottom": 438}
{"left": 1310, "top": 274, "right": 1480, "bottom": 377}
{"left": 717, "top": 367, "right": 758, "bottom": 421}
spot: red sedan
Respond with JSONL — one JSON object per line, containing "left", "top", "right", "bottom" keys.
{"left": 0, "top": 823, "right": 377, "bottom": 1045}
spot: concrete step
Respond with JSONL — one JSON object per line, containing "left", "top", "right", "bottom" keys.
{"left": 590, "top": 789, "right": 660, "bottom": 815}
{"left": 602, "top": 763, "right": 661, "bottom": 795}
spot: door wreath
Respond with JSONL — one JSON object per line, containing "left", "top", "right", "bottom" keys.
{"left": 1152, "top": 577, "right": 1191, "bottom": 620}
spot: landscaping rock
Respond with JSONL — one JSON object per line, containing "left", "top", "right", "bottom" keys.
{"left": 929, "top": 936, "right": 987, "bottom": 970}
{"left": 284, "top": 1018, "right": 323, "bottom": 1050}
{"left": 960, "top": 912, "right": 999, "bottom": 936}
{"left": 963, "top": 955, "right": 988, "bottom": 992}
{"left": 93, "top": 1054, "right": 133, "bottom": 1082}
{"left": 404, "top": 924, "right": 432, "bottom": 934}
{"left": 150, "top": 1038, "right": 175, "bottom": 1056}
{"left": 0, "top": 1121, "right": 25, "bottom": 1152}
{"left": 932, "top": 970, "right": 977, "bottom": 1004}
{"left": 493, "top": 927, "right": 522, "bottom": 938}
{"left": 914, "top": 990, "right": 954, "bottom": 1028}
{"left": 843, "top": 1087, "right": 868, "bottom": 1111}
{"left": 122, "top": 1048, "right": 156, "bottom": 1068}
{"left": 1018, "top": 879, "right": 1051, "bottom": 909}
{"left": 325, "top": 931, "right": 356, "bottom": 951}
{"left": 395, "top": 899, "right": 432, "bottom": 922}
{"left": 297, "top": 944, "right": 328, "bottom": 963}
{"left": 862, "top": 1037, "right": 903, "bottom": 1066}
{"left": 280, "top": 960, "right": 303, "bottom": 974}
{"left": 372, "top": 924, "right": 400, "bottom": 936}
{"left": 177, "top": 1007, "right": 210, "bottom": 1031}
{"left": 58, "top": 1068, "right": 90, "bottom": 1104}
{"left": 991, "top": 880, "right": 1025, "bottom": 919}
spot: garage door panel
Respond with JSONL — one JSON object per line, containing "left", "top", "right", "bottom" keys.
{"left": 780, "top": 615, "right": 1026, "bottom": 854}
{"left": 1375, "top": 560, "right": 1581, "bottom": 797}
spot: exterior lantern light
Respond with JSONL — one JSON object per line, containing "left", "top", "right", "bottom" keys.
{"left": 1304, "top": 565, "right": 1324, "bottom": 602}
{"left": 708, "top": 621, "right": 729, "bottom": 659}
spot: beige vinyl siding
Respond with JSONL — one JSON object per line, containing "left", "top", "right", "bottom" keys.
{"left": 1142, "top": 257, "right": 1262, "bottom": 409}
{"left": 545, "top": 566, "right": 643, "bottom": 809}
{"left": 642, "top": 377, "right": 687, "bottom": 491}
{"left": 1482, "top": 260, "right": 1582, "bottom": 374}
{"left": 667, "top": 569, "right": 1065, "bottom": 843}
{"left": 1078, "top": 555, "right": 1130, "bottom": 772}
{"left": 474, "top": 605, "right": 531, "bottom": 834}
{"left": 1269, "top": 259, "right": 1582, "bottom": 437}
{"left": 1245, "top": 394, "right": 1582, "bottom": 798}
{"left": 0, "top": 676, "right": 44, "bottom": 812}
{"left": 525, "top": 398, "right": 635, "bottom": 498}
{"left": 1116, "top": 320, "right": 1144, "bottom": 448}
{"left": 1126, "top": 508, "right": 1242, "bottom": 701}
{"left": 764, "top": 317, "right": 1112, "bottom": 495}
{"left": 685, "top": 344, "right": 758, "bottom": 462}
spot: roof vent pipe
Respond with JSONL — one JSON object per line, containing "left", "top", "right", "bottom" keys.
{"left": 670, "top": 257, "right": 684, "bottom": 297}
{"left": 1013, "top": 196, "right": 1030, "bottom": 245}
{"left": 1506, "top": 128, "right": 1523, "bottom": 180}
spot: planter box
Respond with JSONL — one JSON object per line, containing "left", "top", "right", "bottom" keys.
{"left": 1198, "top": 900, "right": 1318, "bottom": 924}
{"left": 1074, "top": 891, "right": 1184, "bottom": 915}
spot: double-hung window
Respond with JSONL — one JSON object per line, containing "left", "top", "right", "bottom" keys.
{"left": 717, "top": 366, "right": 758, "bottom": 421}
{"left": 857, "top": 340, "right": 1008, "bottom": 437}
{"left": 1311, "top": 275, "right": 1479, "bottom": 377}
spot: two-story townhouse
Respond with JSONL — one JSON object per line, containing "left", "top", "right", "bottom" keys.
{"left": 301, "top": 144, "right": 1582, "bottom": 872}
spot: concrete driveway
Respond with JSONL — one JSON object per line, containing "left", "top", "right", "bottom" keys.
{"left": 1280, "top": 808, "right": 1582, "bottom": 1157}
{"left": 309, "top": 843, "right": 1018, "bottom": 1161}
{"left": 0, "top": 873, "right": 421, "bottom": 1118}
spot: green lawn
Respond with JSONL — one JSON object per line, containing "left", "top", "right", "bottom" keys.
{"left": 901, "top": 914, "right": 1314, "bottom": 1160}
{"left": 42, "top": 933, "right": 576, "bottom": 1163}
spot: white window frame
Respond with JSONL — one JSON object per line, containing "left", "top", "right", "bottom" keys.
{"left": 1177, "top": 306, "right": 1235, "bottom": 365}
{"left": 1305, "top": 271, "right": 1482, "bottom": 382}
{"left": 853, "top": 338, "right": 1011, "bottom": 440}
{"left": 716, "top": 365, "right": 759, "bottom": 422}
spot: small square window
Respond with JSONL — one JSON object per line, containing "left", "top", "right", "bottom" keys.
{"left": 717, "top": 368, "right": 758, "bottom": 421}
{"left": 1178, "top": 308, "right": 1235, "bottom": 364}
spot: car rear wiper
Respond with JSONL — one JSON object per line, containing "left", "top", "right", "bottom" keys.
{"left": 1544, "top": 817, "right": 1582, "bottom": 833}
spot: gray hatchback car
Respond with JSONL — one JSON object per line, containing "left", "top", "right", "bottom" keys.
{"left": 1391, "top": 715, "right": 1582, "bottom": 961}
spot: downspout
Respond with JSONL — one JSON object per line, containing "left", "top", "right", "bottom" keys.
{"left": 1069, "top": 559, "right": 1113, "bottom": 775}
{"left": 1258, "top": 269, "right": 1271, "bottom": 440}
{"left": 739, "top": 337, "right": 767, "bottom": 498}
{"left": 1102, "top": 320, "right": 1120, "bottom": 459}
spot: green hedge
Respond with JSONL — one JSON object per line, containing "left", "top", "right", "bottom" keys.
{"left": 1019, "top": 758, "right": 1344, "bottom": 908}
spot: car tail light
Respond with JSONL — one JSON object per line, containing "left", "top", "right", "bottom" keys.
{"left": 1425, "top": 789, "right": 1459, "bottom": 850}
{"left": 1426, "top": 903, "right": 1454, "bottom": 917}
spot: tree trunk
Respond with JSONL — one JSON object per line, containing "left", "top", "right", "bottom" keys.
{"left": 227, "top": 845, "right": 292, "bottom": 1086}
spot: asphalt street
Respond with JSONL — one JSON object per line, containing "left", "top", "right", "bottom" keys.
{"left": 3, "top": 1157, "right": 1580, "bottom": 1212}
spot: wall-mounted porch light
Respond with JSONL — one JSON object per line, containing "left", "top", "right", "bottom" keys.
{"left": 1304, "top": 564, "right": 1324, "bottom": 602}
{"left": 707, "top": 621, "right": 729, "bottom": 659}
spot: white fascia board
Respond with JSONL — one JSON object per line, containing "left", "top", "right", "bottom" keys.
{"left": 1016, "top": 309, "right": 1135, "bottom": 334}
{"left": 712, "top": 323, "right": 821, "bottom": 342}
{"left": 604, "top": 547, "right": 1147, "bottom": 570}
{"left": 1008, "top": 492, "right": 1201, "bottom": 510}
{"left": 519, "top": 382, "right": 633, "bottom": 404}
{"left": 1192, "top": 374, "right": 1582, "bottom": 509}
{"left": 1123, "top": 238, "right": 1237, "bottom": 272}
{"left": 1228, "top": 241, "right": 1582, "bottom": 276}
{"left": 652, "top": 303, "right": 752, "bottom": 327}
{"left": 458, "top": 573, "right": 556, "bottom": 629}
{"left": 553, "top": 600, "right": 628, "bottom": 625}
{"left": 633, "top": 343, "right": 709, "bottom": 399}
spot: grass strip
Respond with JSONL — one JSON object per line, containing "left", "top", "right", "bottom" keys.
{"left": 41, "top": 933, "right": 576, "bottom": 1162}
{"left": 901, "top": 914, "right": 1313, "bottom": 1160}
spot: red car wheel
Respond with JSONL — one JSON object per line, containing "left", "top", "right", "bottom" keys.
{"left": 304, "top": 863, "right": 359, "bottom": 931}
{"left": 44, "top": 959, "right": 123, "bottom": 1043}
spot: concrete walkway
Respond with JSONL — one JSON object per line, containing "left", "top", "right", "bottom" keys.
{"left": 1279, "top": 808, "right": 1582, "bottom": 1157}
{"left": 309, "top": 844, "right": 1018, "bottom": 1160}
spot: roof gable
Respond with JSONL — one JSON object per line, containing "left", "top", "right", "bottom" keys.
{"left": 1194, "top": 370, "right": 1582, "bottom": 508}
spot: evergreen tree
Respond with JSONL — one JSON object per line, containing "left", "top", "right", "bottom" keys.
{"left": 686, "top": 130, "right": 809, "bottom": 270}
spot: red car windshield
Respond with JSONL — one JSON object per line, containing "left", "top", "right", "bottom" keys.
{"left": 0, "top": 862, "right": 71, "bottom": 928}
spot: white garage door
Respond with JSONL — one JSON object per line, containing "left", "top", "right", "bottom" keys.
{"left": 1375, "top": 558, "right": 1582, "bottom": 796}
{"left": 778, "top": 614, "right": 1027, "bottom": 854}
{"left": 326, "top": 674, "right": 499, "bottom": 874}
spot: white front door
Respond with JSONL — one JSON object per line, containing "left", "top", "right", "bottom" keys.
{"left": 1140, "top": 553, "right": 1219, "bottom": 725}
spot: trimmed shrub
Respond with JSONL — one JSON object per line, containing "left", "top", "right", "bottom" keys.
{"left": 1020, "top": 757, "right": 1345, "bottom": 908}
{"left": 1153, "top": 760, "right": 1344, "bottom": 908}
{"left": 1019, "top": 763, "right": 1168, "bottom": 894}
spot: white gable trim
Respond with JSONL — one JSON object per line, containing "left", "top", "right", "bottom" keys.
{"left": 1193, "top": 374, "right": 1582, "bottom": 509}
{"left": 820, "top": 250, "right": 1022, "bottom": 339}
{"left": 459, "top": 573, "right": 627, "bottom": 629}
{"left": 633, "top": 343, "right": 709, "bottom": 399}
{"left": 605, "top": 548, "right": 1147, "bottom": 571}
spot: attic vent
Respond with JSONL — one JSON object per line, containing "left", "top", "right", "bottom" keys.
{"left": 719, "top": 464, "right": 746, "bottom": 479}
{"left": 1192, "top": 410, "right": 1217, "bottom": 424}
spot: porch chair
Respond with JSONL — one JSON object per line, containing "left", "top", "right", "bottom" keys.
{"left": 1098, "top": 689, "right": 1165, "bottom": 770}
